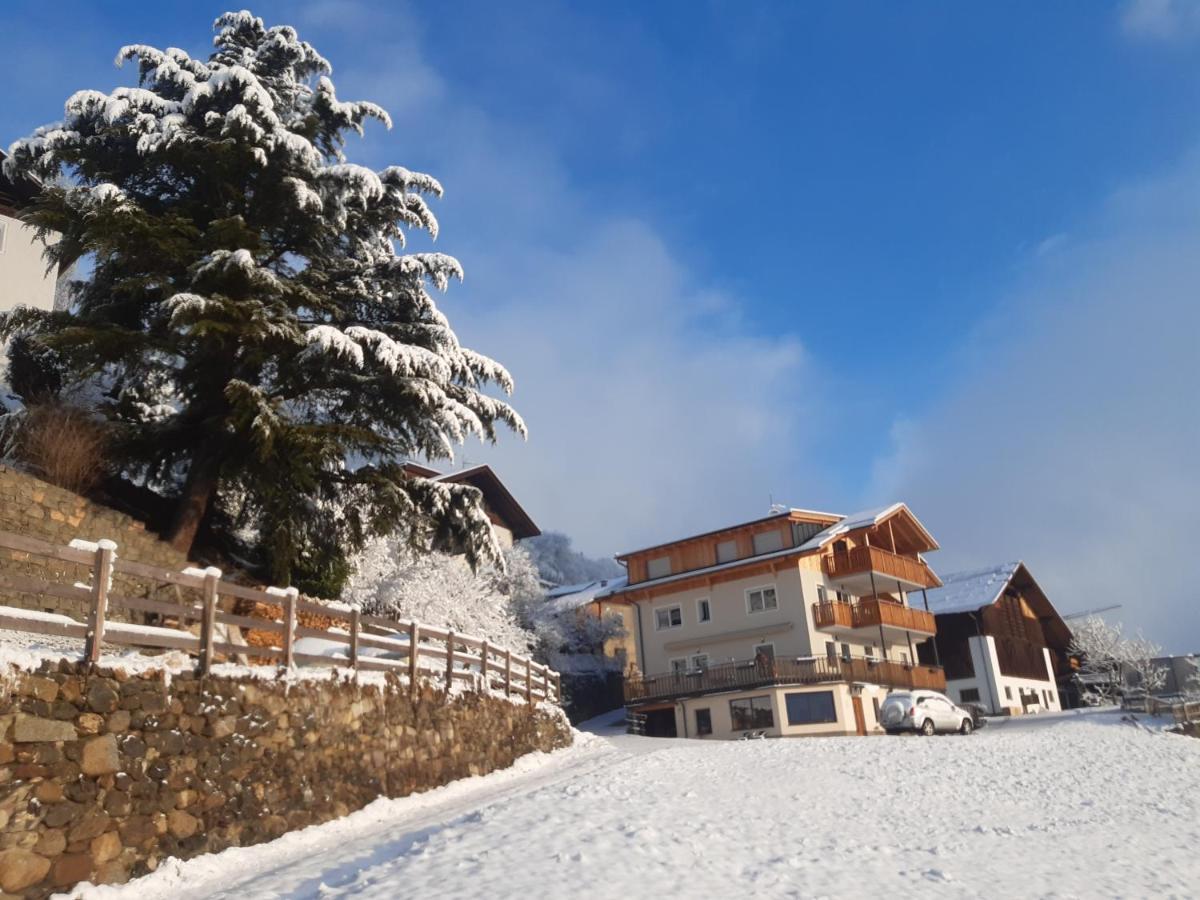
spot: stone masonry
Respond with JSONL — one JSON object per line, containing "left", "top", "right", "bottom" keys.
{"left": 0, "top": 661, "right": 572, "bottom": 897}
{"left": 0, "top": 465, "right": 193, "bottom": 622}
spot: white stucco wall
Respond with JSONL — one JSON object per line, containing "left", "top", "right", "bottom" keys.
{"left": 637, "top": 561, "right": 920, "bottom": 678}
{"left": 0, "top": 213, "right": 56, "bottom": 312}
{"left": 674, "top": 682, "right": 879, "bottom": 740}
{"left": 0, "top": 213, "right": 57, "bottom": 374}
{"left": 945, "top": 636, "right": 1061, "bottom": 715}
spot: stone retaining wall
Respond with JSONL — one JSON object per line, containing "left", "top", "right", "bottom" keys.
{"left": 0, "top": 661, "right": 572, "bottom": 897}
{"left": 0, "top": 465, "right": 191, "bottom": 621}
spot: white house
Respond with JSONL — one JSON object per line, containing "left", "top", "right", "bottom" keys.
{"left": 920, "top": 562, "right": 1072, "bottom": 715}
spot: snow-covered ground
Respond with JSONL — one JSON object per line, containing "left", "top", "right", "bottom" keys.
{"left": 66, "top": 707, "right": 1200, "bottom": 899}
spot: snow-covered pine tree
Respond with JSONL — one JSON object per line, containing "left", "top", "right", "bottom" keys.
{"left": 1, "top": 12, "right": 524, "bottom": 591}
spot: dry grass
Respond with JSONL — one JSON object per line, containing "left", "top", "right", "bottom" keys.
{"left": 15, "top": 404, "right": 109, "bottom": 495}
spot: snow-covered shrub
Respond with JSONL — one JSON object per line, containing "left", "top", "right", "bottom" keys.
{"left": 522, "top": 596, "right": 627, "bottom": 676}
{"left": 343, "top": 537, "right": 539, "bottom": 653}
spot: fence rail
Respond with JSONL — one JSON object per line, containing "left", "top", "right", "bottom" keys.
{"left": 0, "top": 529, "right": 560, "bottom": 705}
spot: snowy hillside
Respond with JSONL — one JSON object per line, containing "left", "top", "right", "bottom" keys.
{"left": 75, "top": 709, "right": 1200, "bottom": 898}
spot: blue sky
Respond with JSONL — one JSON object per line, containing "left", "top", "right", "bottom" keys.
{"left": 3, "top": 1, "right": 1199, "bottom": 648}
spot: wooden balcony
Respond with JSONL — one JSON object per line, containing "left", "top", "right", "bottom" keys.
{"left": 624, "top": 655, "right": 946, "bottom": 704}
{"left": 812, "top": 597, "right": 936, "bottom": 637}
{"left": 822, "top": 545, "right": 941, "bottom": 593}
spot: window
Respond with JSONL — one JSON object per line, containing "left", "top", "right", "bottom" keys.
{"left": 646, "top": 556, "right": 672, "bottom": 579}
{"left": 872, "top": 696, "right": 881, "bottom": 721}
{"left": 670, "top": 658, "right": 688, "bottom": 674}
{"left": 746, "top": 586, "right": 778, "bottom": 614}
{"left": 816, "top": 585, "right": 829, "bottom": 604}
{"left": 836, "top": 590, "right": 849, "bottom": 603}
{"left": 730, "top": 695, "right": 774, "bottom": 731}
{"left": 864, "top": 645, "right": 875, "bottom": 660}
{"left": 784, "top": 691, "right": 837, "bottom": 725}
{"left": 1004, "top": 686, "right": 1013, "bottom": 700}
{"left": 825, "top": 641, "right": 837, "bottom": 663}
{"left": 900, "top": 651, "right": 909, "bottom": 665}
{"left": 753, "top": 530, "right": 784, "bottom": 555}
{"left": 959, "top": 688, "right": 981, "bottom": 704}
{"left": 690, "top": 654, "right": 709, "bottom": 671}
{"left": 840, "top": 642, "right": 852, "bottom": 662}
{"left": 694, "top": 708, "right": 712, "bottom": 736}
{"left": 1046, "top": 690, "right": 1056, "bottom": 706}
{"left": 753, "top": 643, "right": 775, "bottom": 662}
{"left": 696, "top": 598, "right": 711, "bottom": 623}
{"left": 715, "top": 539, "right": 739, "bottom": 563}
{"left": 654, "top": 605, "right": 683, "bottom": 630}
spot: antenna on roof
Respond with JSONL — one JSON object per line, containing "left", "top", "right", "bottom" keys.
{"left": 768, "top": 494, "right": 789, "bottom": 515}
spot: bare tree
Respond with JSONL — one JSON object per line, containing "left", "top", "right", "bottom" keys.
{"left": 1068, "top": 616, "right": 1168, "bottom": 706}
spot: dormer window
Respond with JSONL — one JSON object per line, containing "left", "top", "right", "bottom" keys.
{"left": 752, "top": 531, "right": 784, "bottom": 555}
{"left": 646, "top": 556, "right": 672, "bottom": 579}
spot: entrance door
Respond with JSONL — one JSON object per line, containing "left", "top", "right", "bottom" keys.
{"left": 851, "top": 696, "right": 867, "bottom": 736}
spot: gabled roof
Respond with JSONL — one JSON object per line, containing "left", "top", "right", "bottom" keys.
{"left": 402, "top": 462, "right": 540, "bottom": 540}
{"left": 614, "top": 507, "right": 842, "bottom": 562}
{"left": 924, "top": 561, "right": 1072, "bottom": 649}
{"left": 544, "top": 576, "right": 629, "bottom": 614}
{"left": 798, "top": 503, "right": 939, "bottom": 554}
{"left": 923, "top": 562, "right": 1022, "bottom": 615}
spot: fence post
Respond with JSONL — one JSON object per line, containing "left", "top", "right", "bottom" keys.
{"left": 504, "top": 649, "right": 512, "bottom": 696}
{"left": 349, "top": 608, "right": 361, "bottom": 671}
{"left": 282, "top": 587, "right": 298, "bottom": 669}
{"left": 84, "top": 540, "right": 116, "bottom": 665}
{"left": 445, "top": 631, "right": 455, "bottom": 690}
{"left": 525, "top": 657, "right": 533, "bottom": 703}
{"left": 199, "top": 567, "right": 221, "bottom": 675}
{"left": 408, "top": 621, "right": 420, "bottom": 696}
{"left": 554, "top": 672, "right": 561, "bottom": 703}
{"left": 478, "top": 640, "right": 488, "bottom": 691}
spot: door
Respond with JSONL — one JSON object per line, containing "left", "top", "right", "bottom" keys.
{"left": 851, "top": 696, "right": 867, "bottom": 736}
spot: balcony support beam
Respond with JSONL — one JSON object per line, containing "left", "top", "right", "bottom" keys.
{"left": 922, "top": 587, "right": 941, "bottom": 667}
{"left": 869, "top": 568, "right": 888, "bottom": 661}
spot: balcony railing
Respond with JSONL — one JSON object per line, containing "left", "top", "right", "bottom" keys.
{"left": 813, "top": 597, "right": 936, "bottom": 635}
{"left": 822, "top": 545, "right": 940, "bottom": 589}
{"left": 624, "top": 655, "right": 946, "bottom": 704}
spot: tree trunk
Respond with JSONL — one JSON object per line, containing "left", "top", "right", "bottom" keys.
{"left": 166, "top": 449, "right": 221, "bottom": 556}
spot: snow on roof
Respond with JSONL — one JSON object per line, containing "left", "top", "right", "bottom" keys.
{"left": 544, "top": 577, "right": 628, "bottom": 614}
{"left": 797, "top": 503, "right": 905, "bottom": 551}
{"left": 922, "top": 562, "right": 1022, "bottom": 615}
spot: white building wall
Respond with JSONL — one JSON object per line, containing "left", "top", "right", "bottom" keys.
{"left": 0, "top": 213, "right": 56, "bottom": 312}
{"left": 946, "top": 636, "right": 1061, "bottom": 715}
{"left": 0, "top": 213, "right": 57, "bottom": 374}
{"left": 637, "top": 561, "right": 909, "bottom": 677}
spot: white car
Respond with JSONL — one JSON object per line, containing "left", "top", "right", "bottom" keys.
{"left": 880, "top": 690, "right": 975, "bottom": 736}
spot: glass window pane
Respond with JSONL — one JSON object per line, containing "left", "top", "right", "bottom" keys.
{"left": 785, "top": 691, "right": 838, "bottom": 725}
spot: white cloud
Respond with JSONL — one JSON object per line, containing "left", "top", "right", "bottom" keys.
{"left": 301, "top": 3, "right": 824, "bottom": 557}
{"left": 870, "top": 153, "right": 1200, "bottom": 653}
{"left": 1120, "top": 0, "right": 1200, "bottom": 41}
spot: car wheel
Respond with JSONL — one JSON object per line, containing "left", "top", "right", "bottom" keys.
{"left": 919, "top": 718, "right": 935, "bottom": 736}
{"left": 959, "top": 718, "right": 973, "bottom": 735}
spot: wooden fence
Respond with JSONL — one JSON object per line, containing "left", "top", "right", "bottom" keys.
{"left": 0, "top": 529, "right": 560, "bottom": 705}
{"left": 1133, "top": 694, "right": 1200, "bottom": 724}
